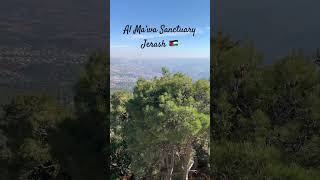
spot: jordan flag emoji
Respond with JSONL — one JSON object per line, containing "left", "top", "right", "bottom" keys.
{"left": 169, "top": 40, "right": 178, "bottom": 46}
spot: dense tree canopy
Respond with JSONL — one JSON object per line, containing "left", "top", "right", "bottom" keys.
{"left": 211, "top": 33, "right": 320, "bottom": 179}
{"left": 50, "top": 51, "right": 108, "bottom": 180}
{"left": 0, "top": 51, "right": 108, "bottom": 180}
{"left": 110, "top": 68, "right": 210, "bottom": 179}
{"left": 0, "top": 94, "right": 67, "bottom": 179}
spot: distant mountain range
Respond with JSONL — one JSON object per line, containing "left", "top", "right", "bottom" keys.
{"left": 0, "top": 46, "right": 87, "bottom": 104}
{"left": 0, "top": 0, "right": 106, "bottom": 49}
{"left": 111, "top": 58, "right": 210, "bottom": 92}
{"left": 0, "top": 0, "right": 106, "bottom": 104}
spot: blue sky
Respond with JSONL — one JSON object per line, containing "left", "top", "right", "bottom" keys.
{"left": 110, "top": 0, "right": 210, "bottom": 60}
